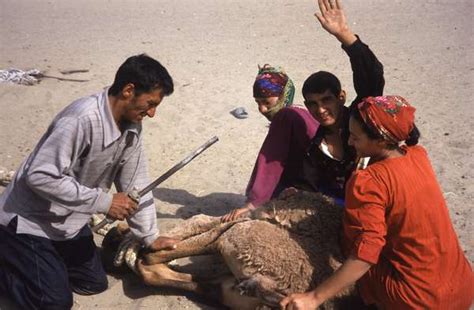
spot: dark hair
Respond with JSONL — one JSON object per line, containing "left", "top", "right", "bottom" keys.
{"left": 351, "top": 107, "right": 421, "bottom": 147}
{"left": 302, "top": 71, "right": 341, "bottom": 99}
{"left": 405, "top": 126, "right": 420, "bottom": 146}
{"left": 108, "top": 54, "right": 174, "bottom": 97}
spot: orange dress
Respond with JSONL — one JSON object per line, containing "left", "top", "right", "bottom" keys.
{"left": 343, "top": 145, "right": 473, "bottom": 309}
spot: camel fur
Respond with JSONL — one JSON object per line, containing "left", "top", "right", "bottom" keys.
{"left": 102, "top": 191, "right": 364, "bottom": 309}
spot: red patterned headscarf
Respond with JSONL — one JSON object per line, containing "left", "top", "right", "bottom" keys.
{"left": 253, "top": 64, "right": 295, "bottom": 106}
{"left": 357, "top": 96, "right": 416, "bottom": 144}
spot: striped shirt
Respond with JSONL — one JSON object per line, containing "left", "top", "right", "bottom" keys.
{"left": 0, "top": 88, "right": 159, "bottom": 246}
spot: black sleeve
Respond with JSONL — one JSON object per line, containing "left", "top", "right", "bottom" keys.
{"left": 342, "top": 35, "right": 385, "bottom": 108}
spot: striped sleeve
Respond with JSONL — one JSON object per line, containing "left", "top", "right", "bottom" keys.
{"left": 24, "top": 116, "right": 112, "bottom": 214}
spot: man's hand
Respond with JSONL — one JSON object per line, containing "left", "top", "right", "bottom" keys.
{"left": 280, "top": 292, "right": 322, "bottom": 310}
{"left": 221, "top": 205, "right": 252, "bottom": 223}
{"left": 149, "top": 236, "right": 180, "bottom": 251}
{"left": 107, "top": 192, "right": 138, "bottom": 220}
{"left": 314, "top": 0, "right": 357, "bottom": 46}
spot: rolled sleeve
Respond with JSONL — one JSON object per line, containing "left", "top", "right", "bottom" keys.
{"left": 344, "top": 170, "right": 387, "bottom": 264}
{"left": 352, "top": 239, "right": 383, "bottom": 265}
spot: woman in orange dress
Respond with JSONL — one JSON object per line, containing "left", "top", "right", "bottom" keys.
{"left": 281, "top": 95, "right": 473, "bottom": 310}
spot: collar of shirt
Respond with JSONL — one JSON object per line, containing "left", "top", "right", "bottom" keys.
{"left": 308, "top": 106, "right": 354, "bottom": 162}
{"left": 98, "top": 88, "right": 141, "bottom": 148}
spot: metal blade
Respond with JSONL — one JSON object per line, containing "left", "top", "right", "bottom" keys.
{"left": 91, "top": 136, "right": 219, "bottom": 233}
{"left": 138, "top": 136, "right": 218, "bottom": 196}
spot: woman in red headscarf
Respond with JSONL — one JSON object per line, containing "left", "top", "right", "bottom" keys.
{"left": 281, "top": 96, "right": 473, "bottom": 310}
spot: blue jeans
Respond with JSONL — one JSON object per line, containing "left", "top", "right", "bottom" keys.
{"left": 0, "top": 217, "right": 108, "bottom": 310}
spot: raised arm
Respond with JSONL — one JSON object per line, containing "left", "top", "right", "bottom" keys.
{"left": 315, "top": 0, "right": 385, "bottom": 104}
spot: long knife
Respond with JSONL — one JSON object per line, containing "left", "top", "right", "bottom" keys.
{"left": 91, "top": 136, "right": 219, "bottom": 233}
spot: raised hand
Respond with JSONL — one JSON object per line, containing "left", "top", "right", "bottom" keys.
{"left": 314, "top": 0, "right": 356, "bottom": 46}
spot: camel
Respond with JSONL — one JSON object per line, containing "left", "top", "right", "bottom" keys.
{"left": 101, "top": 191, "right": 365, "bottom": 309}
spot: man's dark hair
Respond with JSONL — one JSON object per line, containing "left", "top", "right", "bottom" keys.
{"left": 302, "top": 71, "right": 341, "bottom": 99}
{"left": 109, "top": 54, "right": 174, "bottom": 97}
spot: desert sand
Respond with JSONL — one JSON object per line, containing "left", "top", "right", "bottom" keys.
{"left": 0, "top": 0, "right": 473, "bottom": 309}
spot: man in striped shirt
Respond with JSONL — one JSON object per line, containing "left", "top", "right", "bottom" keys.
{"left": 0, "top": 54, "right": 178, "bottom": 309}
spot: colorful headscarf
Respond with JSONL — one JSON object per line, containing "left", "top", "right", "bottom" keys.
{"left": 357, "top": 95, "right": 416, "bottom": 144}
{"left": 253, "top": 64, "right": 295, "bottom": 120}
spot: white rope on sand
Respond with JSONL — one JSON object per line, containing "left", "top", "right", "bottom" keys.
{"left": 0, "top": 68, "right": 90, "bottom": 84}
{"left": 0, "top": 68, "right": 41, "bottom": 85}
{"left": 0, "top": 167, "right": 15, "bottom": 185}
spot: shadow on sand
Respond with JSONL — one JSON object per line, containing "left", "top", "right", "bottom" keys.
{"left": 101, "top": 252, "right": 226, "bottom": 309}
{"left": 152, "top": 188, "right": 246, "bottom": 219}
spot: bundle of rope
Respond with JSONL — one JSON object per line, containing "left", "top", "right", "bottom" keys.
{"left": 0, "top": 68, "right": 89, "bottom": 85}
{"left": 0, "top": 167, "right": 15, "bottom": 185}
{"left": 0, "top": 68, "right": 41, "bottom": 85}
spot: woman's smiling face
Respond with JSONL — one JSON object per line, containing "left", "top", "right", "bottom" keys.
{"left": 348, "top": 116, "right": 384, "bottom": 158}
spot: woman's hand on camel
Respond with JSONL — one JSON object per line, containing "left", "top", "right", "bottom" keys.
{"left": 280, "top": 291, "right": 322, "bottom": 310}
{"left": 221, "top": 205, "right": 252, "bottom": 223}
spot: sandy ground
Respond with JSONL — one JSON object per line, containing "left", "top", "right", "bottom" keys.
{"left": 0, "top": 0, "right": 473, "bottom": 309}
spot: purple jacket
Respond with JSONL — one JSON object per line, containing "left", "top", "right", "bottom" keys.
{"left": 246, "top": 106, "right": 318, "bottom": 207}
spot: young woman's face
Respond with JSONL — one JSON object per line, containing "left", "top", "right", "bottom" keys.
{"left": 348, "top": 116, "right": 384, "bottom": 158}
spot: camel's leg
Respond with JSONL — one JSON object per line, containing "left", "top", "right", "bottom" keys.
{"left": 235, "top": 275, "right": 286, "bottom": 308}
{"left": 220, "top": 277, "right": 262, "bottom": 310}
{"left": 145, "top": 219, "right": 248, "bottom": 265}
{"left": 138, "top": 263, "right": 261, "bottom": 309}
{"left": 163, "top": 214, "right": 222, "bottom": 240}
{"left": 138, "top": 262, "right": 205, "bottom": 294}
{"left": 101, "top": 217, "right": 222, "bottom": 266}
{"left": 145, "top": 228, "right": 218, "bottom": 264}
